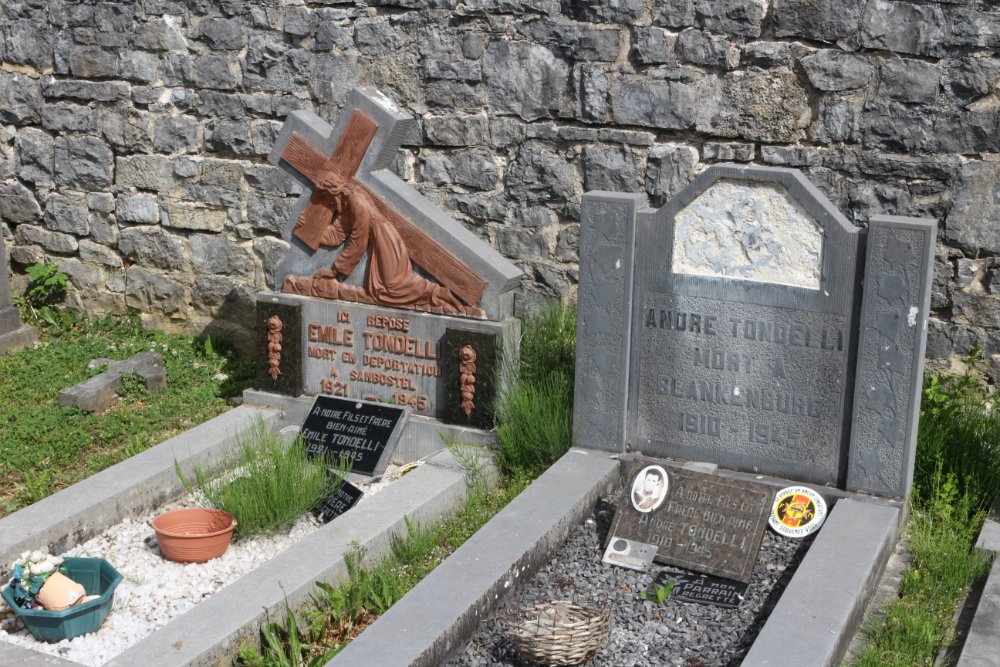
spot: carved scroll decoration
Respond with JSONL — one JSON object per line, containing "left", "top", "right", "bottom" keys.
{"left": 459, "top": 344, "right": 477, "bottom": 416}
{"left": 267, "top": 315, "right": 283, "bottom": 381}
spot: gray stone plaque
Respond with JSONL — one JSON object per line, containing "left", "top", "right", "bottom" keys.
{"left": 608, "top": 460, "right": 771, "bottom": 583}
{"left": 294, "top": 294, "right": 517, "bottom": 420}
{"left": 635, "top": 294, "right": 851, "bottom": 485}
{"left": 627, "top": 166, "right": 862, "bottom": 487}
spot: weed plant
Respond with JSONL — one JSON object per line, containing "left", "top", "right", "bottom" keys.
{"left": 495, "top": 301, "right": 577, "bottom": 478}
{"left": 179, "top": 418, "right": 347, "bottom": 539}
{"left": 850, "top": 352, "right": 1000, "bottom": 666}
{"left": 237, "top": 465, "right": 530, "bottom": 666}
{"left": 0, "top": 313, "right": 253, "bottom": 516}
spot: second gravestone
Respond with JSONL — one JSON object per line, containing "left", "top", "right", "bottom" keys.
{"left": 575, "top": 165, "right": 935, "bottom": 500}
{"left": 254, "top": 87, "right": 521, "bottom": 429}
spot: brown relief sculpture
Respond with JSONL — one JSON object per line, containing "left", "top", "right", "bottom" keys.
{"left": 459, "top": 344, "right": 477, "bottom": 416}
{"left": 279, "top": 112, "right": 486, "bottom": 318}
{"left": 267, "top": 315, "right": 283, "bottom": 381}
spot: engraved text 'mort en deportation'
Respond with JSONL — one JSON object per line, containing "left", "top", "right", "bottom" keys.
{"left": 609, "top": 462, "right": 772, "bottom": 583}
{"left": 305, "top": 311, "right": 440, "bottom": 411}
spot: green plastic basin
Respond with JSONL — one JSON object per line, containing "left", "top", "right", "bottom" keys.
{"left": 1, "top": 557, "right": 122, "bottom": 642}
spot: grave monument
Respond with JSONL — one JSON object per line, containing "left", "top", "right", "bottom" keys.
{"left": 251, "top": 87, "right": 521, "bottom": 429}
{"left": 0, "top": 233, "right": 38, "bottom": 353}
{"left": 576, "top": 165, "right": 934, "bottom": 500}
{"left": 575, "top": 164, "right": 935, "bottom": 657}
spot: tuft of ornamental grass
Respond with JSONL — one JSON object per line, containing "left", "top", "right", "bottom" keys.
{"left": 495, "top": 300, "right": 577, "bottom": 478}
{"left": 179, "top": 418, "right": 344, "bottom": 539}
{"left": 237, "top": 461, "right": 531, "bottom": 666}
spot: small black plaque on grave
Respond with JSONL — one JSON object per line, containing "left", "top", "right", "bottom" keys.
{"left": 312, "top": 477, "right": 364, "bottom": 524}
{"left": 441, "top": 328, "right": 499, "bottom": 429}
{"left": 608, "top": 459, "right": 771, "bottom": 582}
{"left": 255, "top": 297, "right": 303, "bottom": 396}
{"left": 649, "top": 569, "right": 750, "bottom": 608}
{"left": 300, "top": 396, "right": 407, "bottom": 476}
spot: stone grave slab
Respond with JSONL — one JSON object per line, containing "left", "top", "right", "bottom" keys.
{"left": 0, "top": 232, "right": 38, "bottom": 353}
{"left": 253, "top": 87, "right": 521, "bottom": 426}
{"left": 576, "top": 165, "right": 936, "bottom": 499}
{"left": 608, "top": 459, "right": 772, "bottom": 582}
{"left": 300, "top": 395, "right": 407, "bottom": 476}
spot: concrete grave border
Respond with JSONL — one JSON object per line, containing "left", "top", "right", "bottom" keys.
{"left": 0, "top": 403, "right": 487, "bottom": 667}
{"left": 330, "top": 449, "right": 903, "bottom": 667}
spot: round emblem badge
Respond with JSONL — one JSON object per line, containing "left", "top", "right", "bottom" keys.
{"left": 769, "top": 486, "right": 827, "bottom": 538}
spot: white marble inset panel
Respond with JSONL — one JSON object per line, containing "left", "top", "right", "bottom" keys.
{"left": 672, "top": 180, "right": 822, "bottom": 289}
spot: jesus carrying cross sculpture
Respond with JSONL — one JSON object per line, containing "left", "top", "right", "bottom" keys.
{"left": 277, "top": 106, "right": 486, "bottom": 319}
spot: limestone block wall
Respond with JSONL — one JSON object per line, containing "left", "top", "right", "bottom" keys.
{"left": 0, "top": 0, "right": 998, "bottom": 370}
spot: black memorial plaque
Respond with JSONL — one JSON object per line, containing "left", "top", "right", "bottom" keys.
{"left": 300, "top": 396, "right": 406, "bottom": 476}
{"left": 608, "top": 459, "right": 772, "bottom": 582}
{"left": 313, "top": 477, "right": 364, "bottom": 523}
{"left": 256, "top": 297, "right": 303, "bottom": 396}
{"left": 649, "top": 569, "right": 749, "bottom": 608}
{"left": 441, "top": 327, "right": 499, "bottom": 429}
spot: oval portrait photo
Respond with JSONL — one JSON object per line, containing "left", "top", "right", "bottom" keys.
{"left": 630, "top": 465, "right": 668, "bottom": 513}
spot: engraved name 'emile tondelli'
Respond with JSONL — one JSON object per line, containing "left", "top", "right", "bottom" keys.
{"left": 304, "top": 310, "right": 438, "bottom": 411}
{"left": 644, "top": 307, "right": 847, "bottom": 446}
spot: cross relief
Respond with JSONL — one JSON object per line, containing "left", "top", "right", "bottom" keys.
{"left": 276, "top": 109, "right": 486, "bottom": 318}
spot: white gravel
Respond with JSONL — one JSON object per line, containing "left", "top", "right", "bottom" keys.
{"left": 0, "top": 465, "right": 410, "bottom": 666}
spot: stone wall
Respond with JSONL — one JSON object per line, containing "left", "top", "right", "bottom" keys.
{"left": 0, "top": 0, "right": 998, "bottom": 371}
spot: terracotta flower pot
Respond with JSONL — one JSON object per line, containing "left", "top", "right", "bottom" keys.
{"left": 151, "top": 508, "right": 236, "bottom": 563}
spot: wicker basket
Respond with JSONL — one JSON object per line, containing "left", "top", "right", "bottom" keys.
{"left": 508, "top": 600, "right": 610, "bottom": 666}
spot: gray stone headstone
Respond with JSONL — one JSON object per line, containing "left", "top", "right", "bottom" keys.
{"left": 630, "top": 167, "right": 862, "bottom": 487}
{"left": 575, "top": 164, "right": 936, "bottom": 499}
{"left": 0, "top": 233, "right": 38, "bottom": 353}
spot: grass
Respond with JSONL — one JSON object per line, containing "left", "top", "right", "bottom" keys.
{"left": 0, "top": 312, "right": 254, "bottom": 516}
{"left": 179, "top": 418, "right": 347, "bottom": 539}
{"left": 236, "top": 299, "right": 577, "bottom": 665}
{"left": 849, "top": 353, "right": 1000, "bottom": 666}
{"left": 496, "top": 301, "right": 577, "bottom": 478}
{"left": 237, "top": 474, "right": 531, "bottom": 666}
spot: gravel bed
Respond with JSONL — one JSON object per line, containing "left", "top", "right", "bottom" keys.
{"left": 447, "top": 498, "right": 814, "bottom": 667}
{"left": 0, "top": 466, "right": 409, "bottom": 666}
